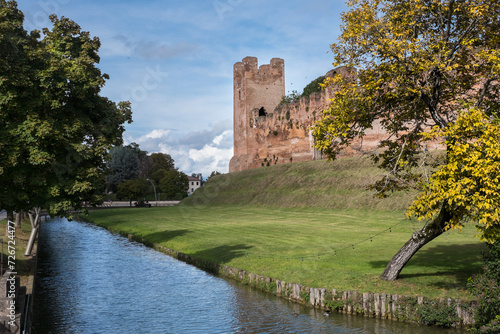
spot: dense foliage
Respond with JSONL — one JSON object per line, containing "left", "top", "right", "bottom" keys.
{"left": 0, "top": 1, "right": 131, "bottom": 217}
{"left": 106, "top": 144, "right": 145, "bottom": 193}
{"left": 468, "top": 239, "right": 500, "bottom": 333}
{"left": 116, "top": 179, "right": 148, "bottom": 201}
{"left": 107, "top": 147, "right": 189, "bottom": 201}
{"left": 159, "top": 169, "right": 188, "bottom": 200}
{"left": 311, "top": 0, "right": 500, "bottom": 280}
{"left": 277, "top": 75, "right": 329, "bottom": 109}
{"left": 149, "top": 152, "right": 175, "bottom": 175}
{"left": 301, "top": 75, "right": 326, "bottom": 98}
{"left": 408, "top": 108, "right": 500, "bottom": 242}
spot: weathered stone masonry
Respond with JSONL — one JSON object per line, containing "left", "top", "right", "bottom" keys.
{"left": 229, "top": 57, "right": 390, "bottom": 173}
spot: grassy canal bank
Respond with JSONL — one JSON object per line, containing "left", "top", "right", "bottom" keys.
{"left": 0, "top": 218, "right": 36, "bottom": 289}
{"left": 85, "top": 156, "right": 485, "bottom": 301}
{"left": 86, "top": 205, "right": 483, "bottom": 301}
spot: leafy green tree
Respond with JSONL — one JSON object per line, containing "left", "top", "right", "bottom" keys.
{"left": 149, "top": 152, "right": 175, "bottom": 175}
{"left": 159, "top": 169, "right": 188, "bottom": 200}
{"left": 312, "top": 0, "right": 500, "bottom": 280}
{"left": 0, "top": 0, "right": 38, "bottom": 224}
{"left": 150, "top": 168, "right": 168, "bottom": 185}
{"left": 106, "top": 144, "right": 145, "bottom": 192}
{"left": 0, "top": 2, "right": 131, "bottom": 247}
{"left": 144, "top": 153, "right": 176, "bottom": 187}
{"left": 116, "top": 179, "right": 148, "bottom": 201}
{"left": 137, "top": 154, "right": 154, "bottom": 179}
{"left": 301, "top": 75, "right": 326, "bottom": 98}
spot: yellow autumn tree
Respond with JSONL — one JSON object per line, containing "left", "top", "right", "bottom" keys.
{"left": 312, "top": 0, "right": 500, "bottom": 280}
{"left": 409, "top": 107, "right": 500, "bottom": 243}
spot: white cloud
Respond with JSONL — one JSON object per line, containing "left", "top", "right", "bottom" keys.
{"left": 187, "top": 129, "right": 233, "bottom": 175}
{"left": 188, "top": 145, "right": 233, "bottom": 176}
{"left": 140, "top": 129, "right": 172, "bottom": 140}
{"left": 213, "top": 130, "right": 231, "bottom": 145}
{"left": 126, "top": 120, "right": 233, "bottom": 177}
{"left": 16, "top": 0, "right": 349, "bottom": 180}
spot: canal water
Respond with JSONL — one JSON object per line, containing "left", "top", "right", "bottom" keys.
{"left": 32, "top": 218, "right": 467, "bottom": 333}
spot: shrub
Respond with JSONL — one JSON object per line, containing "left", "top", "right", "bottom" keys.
{"left": 323, "top": 291, "right": 344, "bottom": 311}
{"left": 468, "top": 239, "right": 500, "bottom": 333}
{"left": 116, "top": 179, "right": 148, "bottom": 200}
{"left": 301, "top": 75, "right": 326, "bottom": 98}
{"left": 299, "top": 290, "right": 310, "bottom": 303}
{"left": 416, "top": 300, "right": 459, "bottom": 327}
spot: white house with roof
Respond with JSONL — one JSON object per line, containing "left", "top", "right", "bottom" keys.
{"left": 187, "top": 176, "right": 202, "bottom": 195}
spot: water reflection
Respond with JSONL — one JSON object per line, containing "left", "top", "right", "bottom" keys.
{"left": 228, "top": 283, "right": 468, "bottom": 334}
{"left": 32, "top": 218, "right": 467, "bottom": 333}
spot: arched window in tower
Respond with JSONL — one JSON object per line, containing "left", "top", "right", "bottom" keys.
{"left": 258, "top": 107, "right": 267, "bottom": 117}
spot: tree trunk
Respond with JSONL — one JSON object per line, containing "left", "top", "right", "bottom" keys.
{"left": 380, "top": 203, "right": 451, "bottom": 281}
{"left": 5, "top": 211, "right": 14, "bottom": 236}
{"left": 24, "top": 208, "right": 41, "bottom": 256}
{"left": 24, "top": 226, "right": 38, "bottom": 257}
{"left": 15, "top": 211, "right": 22, "bottom": 228}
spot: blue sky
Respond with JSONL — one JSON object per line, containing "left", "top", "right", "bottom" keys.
{"left": 17, "top": 0, "right": 348, "bottom": 177}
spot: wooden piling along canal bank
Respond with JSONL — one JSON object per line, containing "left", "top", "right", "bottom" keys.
{"left": 120, "top": 230, "right": 475, "bottom": 329}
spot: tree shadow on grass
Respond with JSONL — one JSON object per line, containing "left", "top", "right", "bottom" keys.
{"left": 191, "top": 244, "right": 253, "bottom": 265}
{"left": 369, "top": 243, "right": 486, "bottom": 289}
{"left": 143, "top": 229, "right": 190, "bottom": 244}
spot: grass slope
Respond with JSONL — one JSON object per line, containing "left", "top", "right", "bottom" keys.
{"left": 86, "top": 156, "right": 484, "bottom": 300}
{"left": 0, "top": 219, "right": 36, "bottom": 288}
{"left": 182, "top": 156, "right": 416, "bottom": 210}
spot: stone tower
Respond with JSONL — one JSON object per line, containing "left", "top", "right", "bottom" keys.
{"left": 227, "top": 57, "right": 442, "bottom": 174}
{"left": 229, "top": 57, "right": 285, "bottom": 172}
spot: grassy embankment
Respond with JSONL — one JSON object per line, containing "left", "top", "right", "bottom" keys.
{"left": 86, "top": 155, "right": 485, "bottom": 300}
{"left": 0, "top": 218, "right": 35, "bottom": 288}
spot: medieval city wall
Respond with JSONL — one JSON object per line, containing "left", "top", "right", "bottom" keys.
{"left": 228, "top": 57, "right": 435, "bottom": 173}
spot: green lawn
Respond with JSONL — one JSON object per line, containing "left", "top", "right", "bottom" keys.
{"left": 85, "top": 205, "right": 485, "bottom": 300}
{"left": 0, "top": 218, "right": 36, "bottom": 288}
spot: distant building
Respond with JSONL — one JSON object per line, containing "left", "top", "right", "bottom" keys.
{"left": 187, "top": 176, "right": 202, "bottom": 195}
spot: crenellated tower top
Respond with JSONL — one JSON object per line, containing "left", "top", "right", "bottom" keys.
{"left": 230, "top": 57, "right": 285, "bottom": 172}
{"left": 229, "top": 57, "right": 369, "bottom": 173}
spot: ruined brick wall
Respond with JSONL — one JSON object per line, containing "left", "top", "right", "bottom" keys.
{"left": 228, "top": 57, "right": 440, "bottom": 173}
{"left": 229, "top": 57, "right": 371, "bottom": 173}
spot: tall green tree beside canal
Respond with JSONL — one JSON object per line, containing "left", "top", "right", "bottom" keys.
{"left": 159, "top": 169, "right": 189, "bottom": 200}
{"left": 106, "top": 144, "right": 147, "bottom": 193}
{"left": 312, "top": 0, "right": 500, "bottom": 280}
{"left": 149, "top": 152, "right": 175, "bottom": 175}
{"left": 116, "top": 179, "right": 148, "bottom": 201}
{"left": 0, "top": 1, "right": 131, "bottom": 243}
